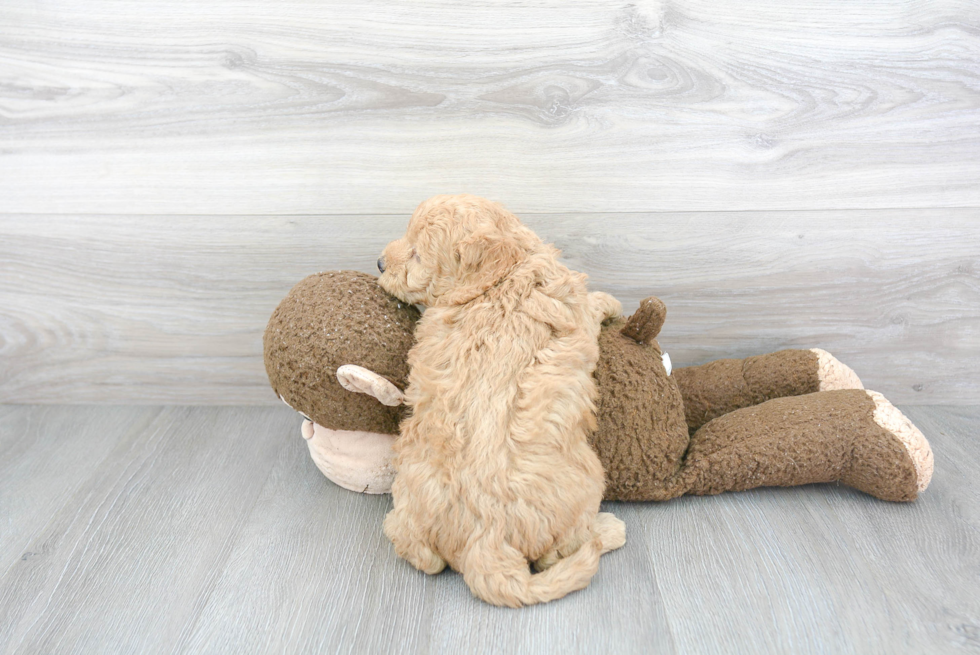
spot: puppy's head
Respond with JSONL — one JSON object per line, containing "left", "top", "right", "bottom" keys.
{"left": 377, "top": 194, "right": 539, "bottom": 306}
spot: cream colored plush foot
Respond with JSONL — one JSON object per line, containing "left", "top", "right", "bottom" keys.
{"left": 811, "top": 348, "right": 864, "bottom": 391}
{"left": 866, "top": 391, "right": 934, "bottom": 492}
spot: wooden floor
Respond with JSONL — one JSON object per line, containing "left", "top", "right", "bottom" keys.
{"left": 1, "top": 404, "right": 977, "bottom": 654}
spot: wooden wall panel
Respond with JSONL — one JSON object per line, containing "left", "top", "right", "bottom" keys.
{"left": 1, "top": 210, "right": 976, "bottom": 405}
{"left": 1, "top": 0, "right": 978, "bottom": 214}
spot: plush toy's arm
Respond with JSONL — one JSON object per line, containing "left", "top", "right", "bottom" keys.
{"left": 336, "top": 365, "right": 405, "bottom": 406}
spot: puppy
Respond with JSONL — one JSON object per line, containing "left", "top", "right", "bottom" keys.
{"left": 377, "top": 194, "right": 626, "bottom": 608}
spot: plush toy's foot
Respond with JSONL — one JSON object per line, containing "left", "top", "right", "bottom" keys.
{"left": 673, "top": 349, "right": 865, "bottom": 433}
{"left": 862, "top": 391, "right": 933, "bottom": 494}
{"left": 301, "top": 419, "right": 396, "bottom": 494}
{"left": 682, "top": 389, "right": 933, "bottom": 502}
{"left": 810, "top": 348, "right": 863, "bottom": 391}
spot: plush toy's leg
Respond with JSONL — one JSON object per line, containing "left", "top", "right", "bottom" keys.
{"left": 672, "top": 349, "right": 863, "bottom": 434}
{"left": 678, "top": 389, "right": 933, "bottom": 502}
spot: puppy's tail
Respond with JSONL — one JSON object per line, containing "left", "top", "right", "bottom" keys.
{"left": 462, "top": 513, "right": 625, "bottom": 608}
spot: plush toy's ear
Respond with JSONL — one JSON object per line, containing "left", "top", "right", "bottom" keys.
{"left": 621, "top": 296, "right": 667, "bottom": 344}
{"left": 336, "top": 365, "right": 405, "bottom": 406}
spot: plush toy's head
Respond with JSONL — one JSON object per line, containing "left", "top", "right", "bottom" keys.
{"left": 263, "top": 271, "right": 420, "bottom": 435}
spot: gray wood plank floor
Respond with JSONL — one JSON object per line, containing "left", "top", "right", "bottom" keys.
{"left": 1, "top": 404, "right": 977, "bottom": 654}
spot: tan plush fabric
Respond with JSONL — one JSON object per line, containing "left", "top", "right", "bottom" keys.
{"left": 302, "top": 420, "right": 397, "bottom": 494}
{"left": 867, "top": 390, "right": 934, "bottom": 492}
{"left": 263, "top": 271, "right": 419, "bottom": 434}
{"left": 812, "top": 348, "right": 864, "bottom": 391}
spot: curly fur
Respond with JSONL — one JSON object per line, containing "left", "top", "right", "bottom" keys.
{"left": 377, "top": 194, "right": 626, "bottom": 607}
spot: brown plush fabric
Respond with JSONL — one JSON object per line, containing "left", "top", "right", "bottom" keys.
{"left": 672, "top": 349, "right": 822, "bottom": 434}
{"left": 263, "top": 271, "right": 420, "bottom": 433}
{"left": 620, "top": 296, "right": 667, "bottom": 345}
{"left": 264, "top": 277, "right": 925, "bottom": 503}
{"left": 591, "top": 318, "right": 689, "bottom": 501}
{"left": 683, "top": 389, "right": 920, "bottom": 502}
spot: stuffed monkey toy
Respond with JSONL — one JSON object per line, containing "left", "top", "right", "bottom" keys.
{"left": 264, "top": 271, "right": 933, "bottom": 502}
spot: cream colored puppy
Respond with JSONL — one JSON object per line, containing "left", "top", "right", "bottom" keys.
{"left": 377, "top": 194, "right": 625, "bottom": 608}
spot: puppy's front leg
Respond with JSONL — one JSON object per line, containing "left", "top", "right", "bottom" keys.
{"left": 589, "top": 291, "right": 622, "bottom": 324}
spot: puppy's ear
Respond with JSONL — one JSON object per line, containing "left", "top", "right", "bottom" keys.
{"left": 449, "top": 226, "right": 526, "bottom": 301}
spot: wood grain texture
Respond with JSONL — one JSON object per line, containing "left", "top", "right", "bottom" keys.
{"left": 0, "top": 404, "right": 977, "bottom": 653}
{"left": 0, "top": 406, "right": 287, "bottom": 654}
{"left": 180, "top": 427, "right": 675, "bottom": 654}
{"left": 0, "top": 406, "right": 159, "bottom": 575}
{"left": 1, "top": 0, "right": 978, "bottom": 214}
{"left": 645, "top": 404, "right": 980, "bottom": 654}
{"left": 2, "top": 210, "right": 977, "bottom": 405}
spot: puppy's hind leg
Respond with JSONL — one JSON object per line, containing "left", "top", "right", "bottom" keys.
{"left": 589, "top": 291, "right": 622, "bottom": 324}
{"left": 533, "top": 528, "right": 591, "bottom": 573}
{"left": 463, "top": 532, "right": 604, "bottom": 608}
{"left": 383, "top": 509, "right": 446, "bottom": 574}
{"left": 593, "top": 512, "right": 626, "bottom": 554}
{"left": 534, "top": 512, "right": 625, "bottom": 572}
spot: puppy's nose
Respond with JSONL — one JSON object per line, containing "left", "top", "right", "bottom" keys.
{"left": 377, "top": 257, "right": 386, "bottom": 273}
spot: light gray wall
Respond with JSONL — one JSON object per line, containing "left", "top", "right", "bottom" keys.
{"left": 1, "top": 1, "right": 978, "bottom": 404}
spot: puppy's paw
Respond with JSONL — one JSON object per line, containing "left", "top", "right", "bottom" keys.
{"left": 384, "top": 509, "right": 447, "bottom": 574}
{"left": 590, "top": 291, "right": 623, "bottom": 324}
{"left": 533, "top": 550, "right": 560, "bottom": 572}
{"left": 594, "top": 512, "right": 626, "bottom": 553}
